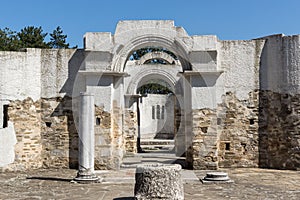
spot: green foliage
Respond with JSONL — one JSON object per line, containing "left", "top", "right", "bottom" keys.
{"left": 48, "top": 26, "right": 70, "bottom": 49}
{"left": 17, "top": 26, "right": 48, "bottom": 48}
{"left": 137, "top": 83, "right": 172, "bottom": 94}
{"left": 0, "top": 26, "right": 74, "bottom": 51}
{"left": 130, "top": 47, "right": 177, "bottom": 61}
{"left": 0, "top": 28, "right": 20, "bottom": 51}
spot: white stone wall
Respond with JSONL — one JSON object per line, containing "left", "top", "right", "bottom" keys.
{"left": 190, "top": 38, "right": 265, "bottom": 110}
{"left": 140, "top": 94, "right": 174, "bottom": 139}
{"left": 41, "top": 49, "right": 77, "bottom": 98}
{"left": 0, "top": 122, "right": 17, "bottom": 167}
{"left": 0, "top": 49, "right": 41, "bottom": 101}
{"left": 217, "top": 40, "right": 265, "bottom": 101}
{"left": 282, "top": 35, "right": 300, "bottom": 94}
{"left": 86, "top": 75, "right": 112, "bottom": 110}
{"left": 0, "top": 48, "right": 79, "bottom": 101}
{"left": 191, "top": 75, "right": 217, "bottom": 109}
{"left": 260, "top": 34, "right": 300, "bottom": 95}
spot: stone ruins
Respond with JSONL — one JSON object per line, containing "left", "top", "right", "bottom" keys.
{"left": 0, "top": 20, "right": 299, "bottom": 171}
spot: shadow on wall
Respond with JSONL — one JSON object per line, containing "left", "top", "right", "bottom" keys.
{"left": 258, "top": 37, "right": 300, "bottom": 170}
{"left": 43, "top": 49, "right": 85, "bottom": 169}
{"left": 258, "top": 39, "right": 269, "bottom": 169}
{"left": 48, "top": 96, "right": 79, "bottom": 169}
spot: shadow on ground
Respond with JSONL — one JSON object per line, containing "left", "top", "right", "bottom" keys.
{"left": 27, "top": 176, "right": 73, "bottom": 182}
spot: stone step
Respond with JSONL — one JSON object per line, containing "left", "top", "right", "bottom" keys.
{"left": 140, "top": 139, "right": 174, "bottom": 146}
{"left": 141, "top": 145, "right": 174, "bottom": 150}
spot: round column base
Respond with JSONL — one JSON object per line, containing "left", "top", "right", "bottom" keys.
{"left": 74, "top": 169, "right": 102, "bottom": 183}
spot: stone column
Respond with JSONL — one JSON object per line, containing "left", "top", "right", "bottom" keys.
{"left": 74, "top": 92, "right": 99, "bottom": 182}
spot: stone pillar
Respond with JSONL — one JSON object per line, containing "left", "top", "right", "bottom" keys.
{"left": 74, "top": 92, "right": 99, "bottom": 182}
{"left": 134, "top": 164, "right": 184, "bottom": 200}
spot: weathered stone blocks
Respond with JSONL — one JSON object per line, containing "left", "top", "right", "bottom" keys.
{"left": 259, "top": 91, "right": 300, "bottom": 170}
{"left": 134, "top": 164, "right": 184, "bottom": 200}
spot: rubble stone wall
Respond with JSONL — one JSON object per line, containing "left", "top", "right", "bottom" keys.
{"left": 189, "top": 108, "right": 218, "bottom": 170}
{"left": 40, "top": 97, "right": 78, "bottom": 169}
{"left": 123, "top": 109, "right": 138, "bottom": 153}
{"left": 94, "top": 105, "right": 113, "bottom": 169}
{"left": 189, "top": 90, "right": 260, "bottom": 170}
{"left": 6, "top": 98, "right": 43, "bottom": 171}
{"left": 3, "top": 96, "right": 118, "bottom": 171}
{"left": 217, "top": 91, "right": 259, "bottom": 168}
{"left": 259, "top": 91, "right": 300, "bottom": 170}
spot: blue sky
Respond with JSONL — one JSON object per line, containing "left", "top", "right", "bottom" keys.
{"left": 1, "top": 0, "right": 299, "bottom": 48}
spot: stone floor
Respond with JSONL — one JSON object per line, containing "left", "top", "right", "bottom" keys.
{"left": 0, "top": 168, "right": 299, "bottom": 199}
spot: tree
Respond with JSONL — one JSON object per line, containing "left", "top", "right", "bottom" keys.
{"left": 137, "top": 82, "right": 172, "bottom": 95}
{"left": 17, "top": 26, "right": 49, "bottom": 48}
{"left": 48, "top": 26, "right": 70, "bottom": 49}
{"left": 0, "top": 25, "right": 74, "bottom": 51}
{"left": 130, "top": 47, "right": 177, "bottom": 61}
{"left": 0, "top": 28, "right": 20, "bottom": 51}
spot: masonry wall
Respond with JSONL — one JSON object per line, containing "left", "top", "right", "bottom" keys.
{"left": 259, "top": 35, "right": 300, "bottom": 170}
{"left": 123, "top": 109, "right": 138, "bottom": 153}
{"left": 1, "top": 31, "right": 299, "bottom": 171}
{"left": 189, "top": 39, "right": 264, "bottom": 169}
{"left": 0, "top": 49, "right": 81, "bottom": 171}
{"left": 215, "top": 40, "right": 263, "bottom": 168}
{"left": 94, "top": 105, "right": 113, "bottom": 169}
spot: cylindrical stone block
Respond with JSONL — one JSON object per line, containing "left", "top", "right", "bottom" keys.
{"left": 134, "top": 163, "right": 184, "bottom": 200}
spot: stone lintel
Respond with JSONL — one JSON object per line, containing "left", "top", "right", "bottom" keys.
{"left": 78, "top": 70, "right": 129, "bottom": 77}
{"left": 124, "top": 94, "right": 145, "bottom": 98}
{"left": 178, "top": 70, "right": 224, "bottom": 77}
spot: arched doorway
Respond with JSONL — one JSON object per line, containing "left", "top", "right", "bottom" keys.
{"left": 121, "top": 46, "right": 190, "bottom": 167}
{"left": 78, "top": 21, "right": 223, "bottom": 170}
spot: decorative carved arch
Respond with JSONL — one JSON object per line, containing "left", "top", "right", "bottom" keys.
{"left": 126, "top": 68, "right": 178, "bottom": 95}
{"left": 138, "top": 51, "right": 177, "bottom": 65}
{"left": 111, "top": 34, "right": 191, "bottom": 72}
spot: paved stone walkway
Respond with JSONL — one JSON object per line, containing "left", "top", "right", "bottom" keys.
{"left": 0, "top": 168, "right": 299, "bottom": 199}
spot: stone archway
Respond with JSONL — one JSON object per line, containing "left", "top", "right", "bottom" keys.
{"left": 107, "top": 26, "right": 193, "bottom": 161}
{"left": 124, "top": 64, "right": 185, "bottom": 152}
{"left": 80, "top": 21, "right": 222, "bottom": 170}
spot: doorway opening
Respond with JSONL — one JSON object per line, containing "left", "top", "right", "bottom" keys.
{"left": 122, "top": 46, "right": 187, "bottom": 168}
{"left": 137, "top": 80, "right": 178, "bottom": 153}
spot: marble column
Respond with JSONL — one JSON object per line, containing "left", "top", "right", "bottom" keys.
{"left": 74, "top": 92, "right": 99, "bottom": 182}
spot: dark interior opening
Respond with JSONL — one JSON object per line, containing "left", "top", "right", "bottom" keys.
{"left": 3, "top": 105, "right": 8, "bottom": 128}
{"left": 96, "top": 117, "right": 101, "bottom": 125}
{"left": 45, "top": 122, "right": 52, "bottom": 127}
{"left": 225, "top": 142, "right": 230, "bottom": 151}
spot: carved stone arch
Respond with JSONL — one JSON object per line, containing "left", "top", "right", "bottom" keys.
{"left": 138, "top": 51, "right": 177, "bottom": 65}
{"left": 111, "top": 34, "right": 191, "bottom": 72}
{"left": 126, "top": 68, "right": 177, "bottom": 95}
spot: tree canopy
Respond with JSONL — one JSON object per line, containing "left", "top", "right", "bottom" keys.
{"left": 129, "top": 47, "right": 177, "bottom": 63}
{"left": 0, "top": 26, "right": 74, "bottom": 51}
{"left": 137, "top": 82, "right": 172, "bottom": 95}
{"left": 48, "top": 26, "right": 70, "bottom": 49}
{"left": 17, "top": 26, "right": 48, "bottom": 49}
{"left": 0, "top": 28, "right": 20, "bottom": 51}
